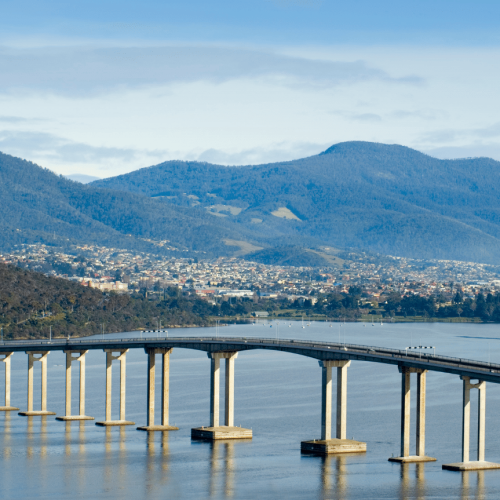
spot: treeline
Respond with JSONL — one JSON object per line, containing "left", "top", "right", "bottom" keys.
{"left": 216, "top": 286, "right": 500, "bottom": 322}
{"left": 0, "top": 265, "right": 214, "bottom": 340}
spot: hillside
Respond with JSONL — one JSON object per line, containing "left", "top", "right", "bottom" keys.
{"left": 0, "top": 152, "right": 263, "bottom": 257}
{"left": 0, "top": 264, "right": 214, "bottom": 339}
{"left": 92, "top": 141, "right": 500, "bottom": 264}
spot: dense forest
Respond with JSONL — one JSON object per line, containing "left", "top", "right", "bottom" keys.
{"left": 0, "top": 264, "right": 214, "bottom": 339}
{"left": 94, "top": 141, "right": 500, "bottom": 264}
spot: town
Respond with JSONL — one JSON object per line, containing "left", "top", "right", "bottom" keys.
{"left": 3, "top": 243, "right": 500, "bottom": 309}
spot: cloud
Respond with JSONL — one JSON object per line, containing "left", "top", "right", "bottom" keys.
{"left": 419, "top": 122, "right": 500, "bottom": 144}
{"left": 424, "top": 143, "right": 500, "bottom": 162}
{"left": 0, "top": 45, "right": 423, "bottom": 97}
{"left": 0, "top": 115, "right": 33, "bottom": 123}
{"left": 0, "top": 130, "right": 166, "bottom": 164}
{"left": 350, "top": 113, "right": 382, "bottom": 122}
{"left": 195, "top": 141, "right": 330, "bottom": 165}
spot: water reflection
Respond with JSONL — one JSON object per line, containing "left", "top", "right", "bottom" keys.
{"left": 3, "top": 412, "right": 12, "bottom": 459}
{"left": 320, "top": 455, "right": 348, "bottom": 500}
{"left": 398, "top": 463, "right": 429, "bottom": 500}
{"left": 209, "top": 440, "right": 236, "bottom": 498}
{"left": 461, "top": 471, "right": 486, "bottom": 500}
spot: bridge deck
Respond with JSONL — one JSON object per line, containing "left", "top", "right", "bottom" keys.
{"left": 0, "top": 336, "right": 498, "bottom": 383}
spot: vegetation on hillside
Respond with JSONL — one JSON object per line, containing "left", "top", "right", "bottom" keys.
{"left": 93, "top": 141, "right": 500, "bottom": 264}
{"left": 0, "top": 264, "right": 214, "bottom": 339}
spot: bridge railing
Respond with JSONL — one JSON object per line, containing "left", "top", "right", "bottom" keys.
{"left": 1, "top": 335, "right": 499, "bottom": 373}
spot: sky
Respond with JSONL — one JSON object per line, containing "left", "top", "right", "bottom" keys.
{"left": 1, "top": 0, "right": 500, "bottom": 178}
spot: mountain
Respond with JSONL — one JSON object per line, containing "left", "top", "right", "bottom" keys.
{"left": 92, "top": 141, "right": 500, "bottom": 264}
{"left": 0, "top": 152, "right": 264, "bottom": 256}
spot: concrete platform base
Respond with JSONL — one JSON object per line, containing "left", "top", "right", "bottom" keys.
{"left": 18, "top": 411, "right": 56, "bottom": 416}
{"left": 442, "top": 461, "right": 500, "bottom": 471}
{"left": 137, "top": 425, "right": 179, "bottom": 431}
{"left": 0, "top": 406, "right": 19, "bottom": 411}
{"left": 56, "top": 415, "right": 95, "bottom": 421}
{"left": 191, "top": 426, "right": 252, "bottom": 440}
{"left": 95, "top": 420, "right": 135, "bottom": 426}
{"left": 389, "top": 455, "right": 437, "bottom": 463}
{"left": 301, "top": 438, "right": 367, "bottom": 455}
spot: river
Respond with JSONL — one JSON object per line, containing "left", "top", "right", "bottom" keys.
{"left": 1, "top": 321, "right": 500, "bottom": 499}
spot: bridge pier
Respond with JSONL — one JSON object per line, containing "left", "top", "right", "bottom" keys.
{"left": 443, "top": 377, "right": 500, "bottom": 470}
{"left": 0, "top": 353, "right": 18, "bottom": 411}
{"left": 56, "top": 351, "right": 94, "bottom": 421}
{"left": 19, "top": 352, "right": 56, "bottom": 416}
{"left": 192, "top": 352, "right": 252, "bottom": 440}
{"left": 301, "top": 360, "right": 366, "bottom": 455}
{"left": 389, "top": 367, "right": 436, "bottom": 463}
{"left": 96, "top": 349, "right": 135, "bottom": 426}
{"left": 137, "top": 348, "right": 179, "bottom": 431}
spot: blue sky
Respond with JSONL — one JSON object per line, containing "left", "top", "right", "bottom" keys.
{"left": 1, "top": 0, "right": 500, "bottom": 176}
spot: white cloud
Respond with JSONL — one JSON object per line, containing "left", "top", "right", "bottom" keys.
{"left": 0, "top": 45, "right": 422, "bottom": 97}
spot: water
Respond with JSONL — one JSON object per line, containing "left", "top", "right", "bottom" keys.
{"left": 2, "top": 321, "right": 500, "bottom": 499}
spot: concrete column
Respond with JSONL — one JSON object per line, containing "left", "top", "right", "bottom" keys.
{"left": 147, "top": 350, "right": 156, "bottom": 426}
{"left": 40, "top": 353, "right": 48, "bottom": 412}
{"left": 19, "top": 351, "right": 55, "bottom": 416}
{"left": 210, "top": 356, "right": 220, "bottom": 428}
{"left": 192, "top": 351, "right": 250, "bottom": 441}
{"left": 97, "top": 349, "right": 133, "bottom": 426}
{"left": 478, "top": 381, "right": 486, "bottom": 462}
{"left": 321, "top": 363, "right": 332, "bottom": 441}
{"left": 416, "top": 370, "right": 427, "bottom": 457}
{"left": 119, "top": 352, "right": 126, "bottom": 421}
{"left": 28, "top": 353, "right": 34, "bottom": 412}
{"left": 0, "top": 353, "right": 14, "bottom": 408}
{"left": 56, "top": 351, "right": 92, "bottom": 421}
{"left": 225, "top": 354, "right": 237, "bottom": 427}
{"left": 462, "top": 377, "right": 471, "bottom": 463}
{"left": 65, "top": 352, "right": 72, "bottom": 416}
{"left": 78, "top": 352, "right": 86, "bottom": 416}
{"left": 161, "top": 350, "right": 170, "bottom": 426}
{"left": 336, "top": 364, "right": 348, "bottom": 440}
{"left": 105, "top": 351, "right": 112, "bottom": 422}
{"left": 401, "top": 368, "right": 411, "bottom": 458}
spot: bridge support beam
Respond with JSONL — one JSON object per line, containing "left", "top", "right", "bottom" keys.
{"left": 96, "top": 349, "right": 135, "bottom": 426}
{"left": 19, "top": 351, "right": 56, "bottom": 416}
{"left": 443, "top": 377, "right": 500, "bottom": 471}
{"left": 56, "top": 351, "right": 94, "bottom": 421}
{"left": 301, "top": 360, "right": 366, "bottom": 455}
{"left": 389, "top": 367, "right": 436, "bottom": 463}
{"left": 0, "top": 353, "right": 18, "bottom": 411}
{"left": 137, "top": 348, "right": 179, "bottom": 431}
{"left": 192, "top": 351, "right": 252, "bottom": 441}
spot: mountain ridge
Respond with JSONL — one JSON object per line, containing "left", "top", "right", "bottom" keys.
{"left": 91, "top": 141, "right": 500, "bottom": 264}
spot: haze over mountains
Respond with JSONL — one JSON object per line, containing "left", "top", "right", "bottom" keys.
{"left": 93, "top": 141, "right": 500, "bottom": 264}
{"left": 3, "top": 141, "right": 500, "bottom": 265}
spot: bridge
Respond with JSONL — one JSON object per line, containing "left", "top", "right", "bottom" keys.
{"left": 0, "top": 335, "right": 498, "bottom": 471}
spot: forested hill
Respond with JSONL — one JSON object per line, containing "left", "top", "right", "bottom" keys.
{"left": 92, "top": 141, "right": 500, "bottom": 264}
{"left": 0, "top": 264, "right": 214, "bottom": 339}
{"left": 0, "top": 151, "right": 261, "bottom": 256}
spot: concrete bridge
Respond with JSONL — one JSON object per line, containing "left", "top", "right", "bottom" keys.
{"left": 0, "top": 335, "right": 498, "bottom": 471}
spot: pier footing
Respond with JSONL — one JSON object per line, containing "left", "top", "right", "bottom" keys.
{"left": 18, "top": 410, "right": 56, "bottom": 416}
{"left": 0, "top": 406, "right": 19, "bottom": 411}
{"left": 389, "top": 455, "right": 437, "bottom": 463}
{"left": 95, "top": 420, "right": 135, "bottom": 426}
{"left": 137, "top": 425, "right": 179, "bottom": 431}
{"left": 191, "top": 426, "right": 252, "bottom": 440}
{"left": 442, "top": 461, "right": 500, "bottom": 471}
{"left": 56, "top": 415, "right": 94, "bottom": 421}
{"left": 301, "top": 438, "right": 367, "bottom": 455}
